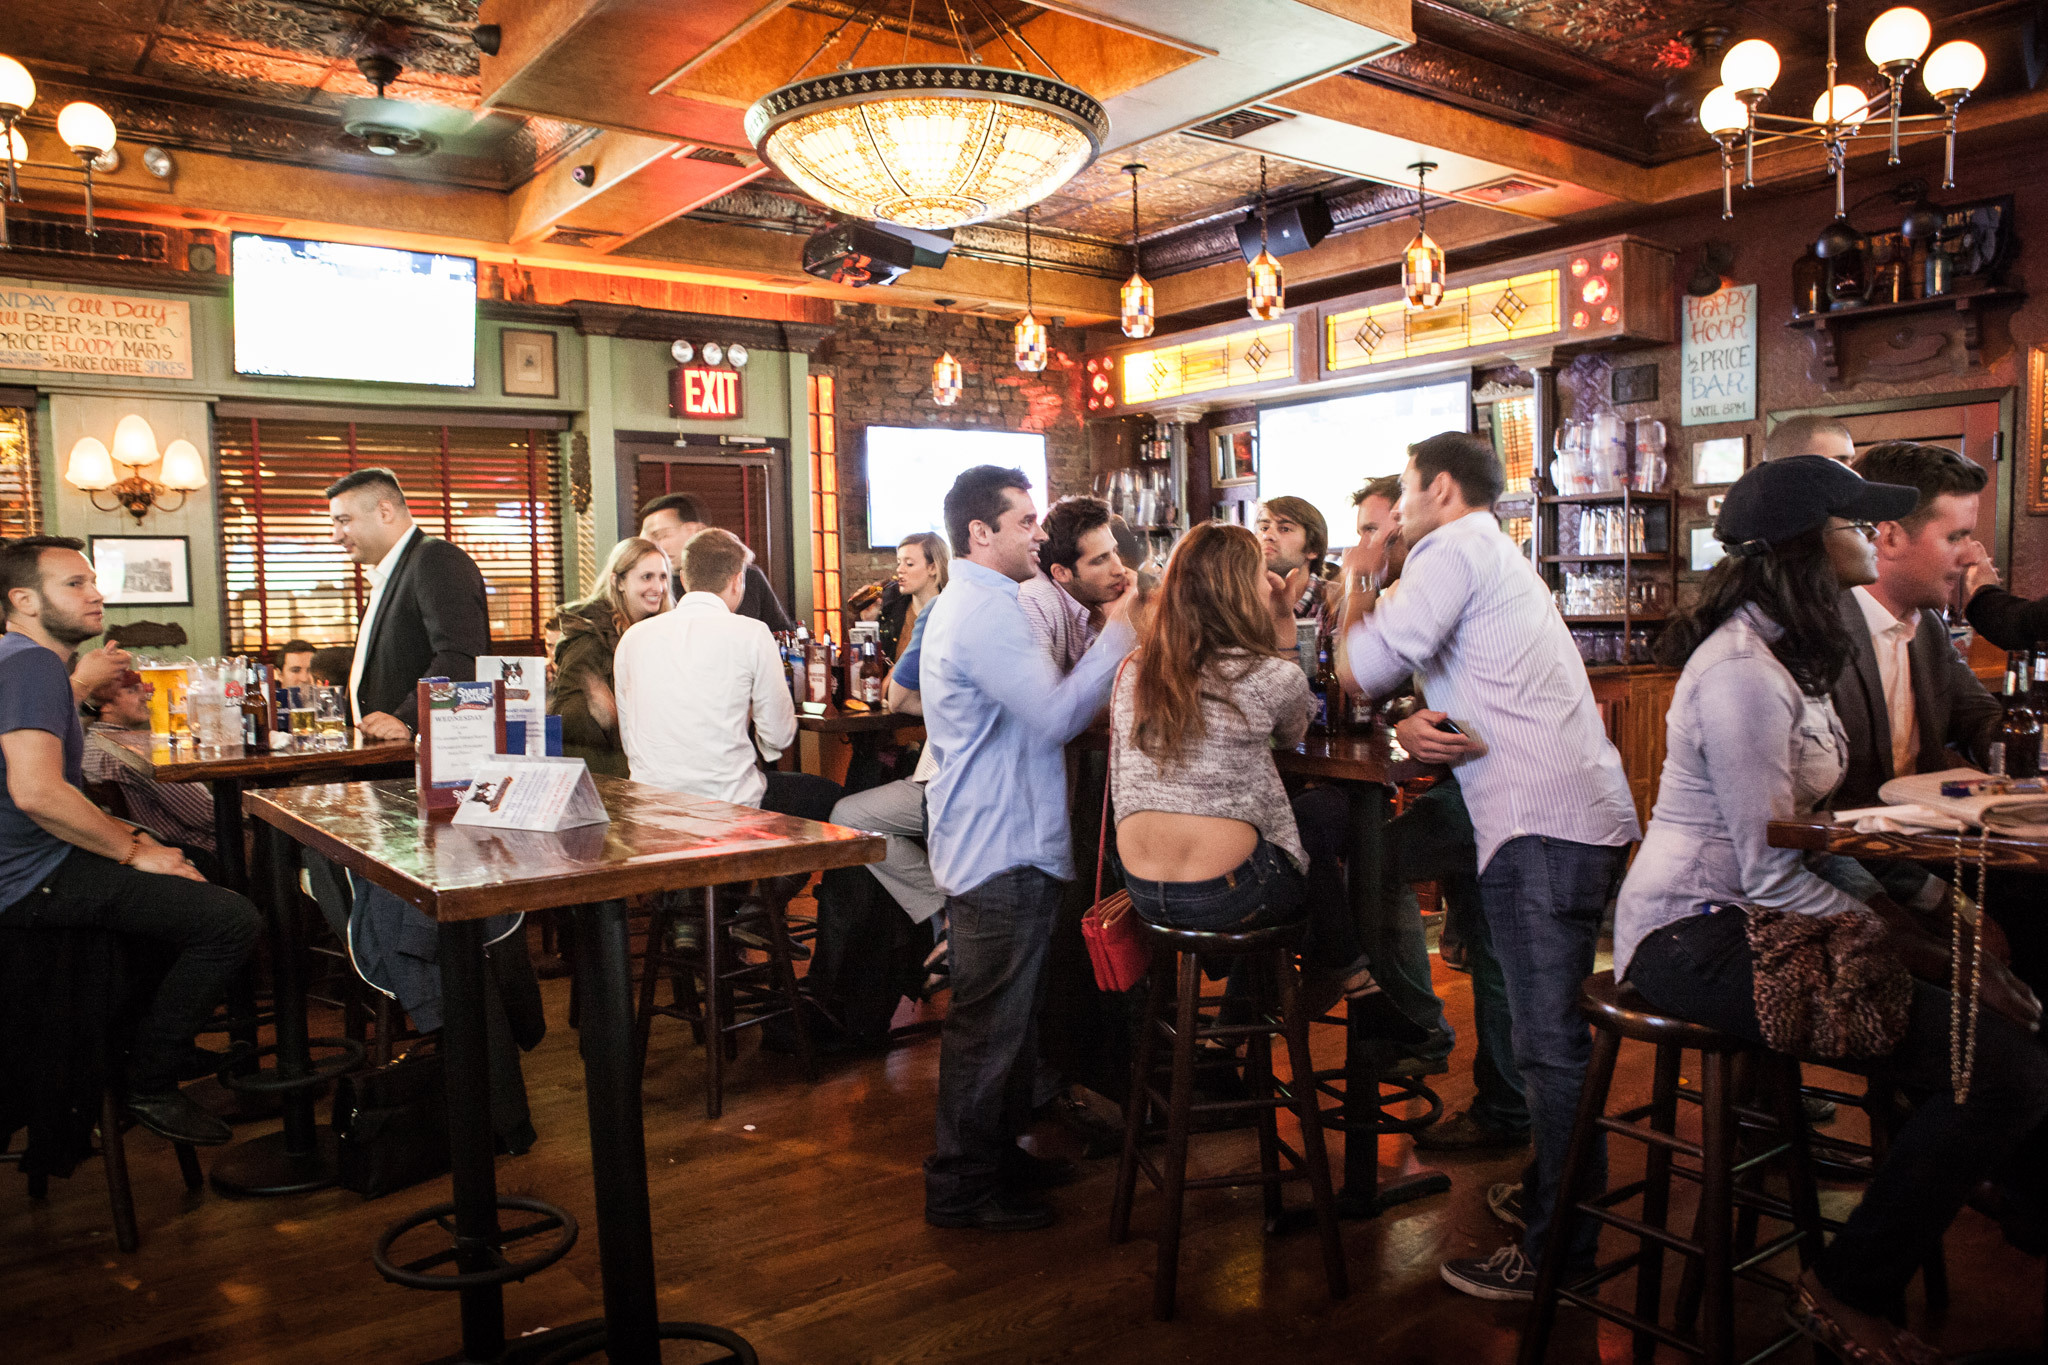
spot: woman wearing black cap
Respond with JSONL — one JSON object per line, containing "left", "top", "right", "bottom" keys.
{"left": 1612, "top": 456, "right": 2048, "bottom": 1363}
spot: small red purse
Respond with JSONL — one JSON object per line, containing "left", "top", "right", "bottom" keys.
{"left": 1081, "top": 660, "right": 1151, "bottom": 993}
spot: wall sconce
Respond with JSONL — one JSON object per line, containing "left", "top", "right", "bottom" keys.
{"left": 66, "top": 414, "right": 206, "bottom": 521}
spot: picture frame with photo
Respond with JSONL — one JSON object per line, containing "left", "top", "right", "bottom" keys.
{"left": 1211, "top": 422, "right": 1257, "bottom": 487}
{"left": 1688, "top": 524, "right": 1728, "bottom": 573}
{"left": 90, "top": 535, "right": 192, "bottom": 606}
{"left": 1691, "top": 434, "right": 1749, "bottom": 487}
{"left": 501, "top": 328, "right": 558, "bottom": 399}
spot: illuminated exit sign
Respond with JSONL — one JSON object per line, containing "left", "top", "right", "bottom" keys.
{"left": 670, "top": 366, "right": 745, "bottom": 420}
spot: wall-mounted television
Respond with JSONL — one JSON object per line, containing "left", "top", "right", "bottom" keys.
{"left": 232, "top": 233, "right": 478, "bottom": 388}
{"left": 864, "top": 426, "right": 1048, "bottom": 549}
{"left": 1256, "top": 376, "right": 1472, "bottom": 548}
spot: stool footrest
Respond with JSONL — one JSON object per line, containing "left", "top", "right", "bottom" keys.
{"left": 373, "top": 1195, "right": 578, "bottom": 1291}
{"left": 218, "top": 1037, "right": 366, "bottom": 1095}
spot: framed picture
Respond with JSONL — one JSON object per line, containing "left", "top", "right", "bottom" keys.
{"left": 90, "top": 535, "right": 191, "bottom": 606}
{"left": 1688, "top": 524, "right": 1728, "bottom": 573}
{"left": 1691, "top": 434, "right": 1748, "bottom": 487}
{"left": 501, "top": 328, "right": 558, "bottom": 398}
{"left": 1211, "top": 422, "right": 1257, "bottom": 487}
{"left": 2028, "top": 345, "right": 2048, "bottom": 514}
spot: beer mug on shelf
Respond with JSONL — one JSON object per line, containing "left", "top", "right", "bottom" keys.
{"left": 1586, "top": 412, "right": 1625, "bottom": 492}
{"left": 1631, "top": 417, "right": 1669, "bottom": 492}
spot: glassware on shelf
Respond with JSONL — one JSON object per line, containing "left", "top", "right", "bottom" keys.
{"left": 1587, "top": 413, "right": 1626, "bottom": 493}
{"left": 1630, "top": 418, "right": 1668, "bottom": 492}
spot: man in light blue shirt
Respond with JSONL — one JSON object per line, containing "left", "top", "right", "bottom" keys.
{"left": 919, "top": 465, "right": 1136, "bottom": 1230}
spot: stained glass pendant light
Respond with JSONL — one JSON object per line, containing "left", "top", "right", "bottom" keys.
{"left": 931, "top": 298, "right": 963, "bottom": 407}
{"left": 1119, "top": 163, "right": 1154, "bottom": 340}
{"left": 743, "top": 1, "right": 1108, "bottom": 231}
{"left": 1402, "top": 160, "right": 1446, "bottom": 310}
{"left": 1245, "top": 157, "right": 1284, "bottom": 321}
{"left": 1013, "top": 206, "right": 1048, "bottom": 373}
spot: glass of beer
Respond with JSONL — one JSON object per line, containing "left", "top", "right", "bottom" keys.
{"left": 314, "top": 686, "right": 347, "bottom": 747}
{"left": 287, "top": 687, "right": 317, "bottom": 744}
{"left": 138, "top": 661, "right": 188, "bottom": 737}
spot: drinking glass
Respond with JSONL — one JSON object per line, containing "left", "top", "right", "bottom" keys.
{"left": 1631, "top": 417, "right": 1669, "bottom": 492}
{"left": 314, "top": 686, "right": 347, "bottom": 747}
{"left": 287, "top": 686, "right": 317, "bottom": 744}
{"left": 138, "top": 660, "right": 186, "bottom": 737}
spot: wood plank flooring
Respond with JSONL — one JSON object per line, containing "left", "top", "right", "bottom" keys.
{"left": 3, "top": 935, "right": 2038, "bottom": 1364}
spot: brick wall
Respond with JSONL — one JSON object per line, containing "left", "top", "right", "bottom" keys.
{"left": 816, "top": 300, "right": 1088, "bottom": 594}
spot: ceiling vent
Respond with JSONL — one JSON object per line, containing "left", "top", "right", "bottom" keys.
{"left": 1462, "top": 175, "right": 1555, "bottom": 204}
{"left": 1190, "top": 108, "right": 1287, "bottom": 140}
{"left": 543, "top": 226, "right": 621, "bottom": 248}
{"left": 684, "top": 146, "right": 755, "bottom": 167}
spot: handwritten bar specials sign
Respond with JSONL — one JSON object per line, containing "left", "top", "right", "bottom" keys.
{"left": 0, "top": 286, "right": 194, "bottom": 379}
{"left": 1680, "top": 283, "right": 1756, "bottom": 427}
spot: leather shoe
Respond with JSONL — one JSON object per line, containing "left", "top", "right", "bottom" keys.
{"left": 1003, "top": 1148, "right": 1080, "bottom": 1193}
{"left": 925, "top": 1193, "right": 1055, "bottom": 1231}
{"left": 1414, "top": 1109, "right": 1532, "bottom": 1153}
{"left": 1038, "top": 1090, "right": 1123, "bottom": 1159}
{"left": 122, "top": 1090, "right": 232, "bottom": 1146}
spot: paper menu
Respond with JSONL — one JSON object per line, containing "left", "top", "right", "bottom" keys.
{"left": 452, "top": 756, "right": 610, "bottom": 831}
{"left": 416, "top": 678, "right": 506, "bottom": 816}
{"left": 479, "top": 655, "right": 546, "bottom": 756}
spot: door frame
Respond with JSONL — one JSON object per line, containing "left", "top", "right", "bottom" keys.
{"left": 616, "top": 432, "right": 793, "bottom": 609}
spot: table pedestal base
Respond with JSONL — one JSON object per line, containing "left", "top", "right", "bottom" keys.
{"left": 498, "top": 1319, "right": 757, "bottom": 1365}
{"left": 210, "top": 1126, "right": 339, "bottom": 1196}
{"left": 183, "top": 1074, "right": 282, "bottom": 1125}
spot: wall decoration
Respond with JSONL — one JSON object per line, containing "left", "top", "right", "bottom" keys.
{"left": 500, "top": 329, "right": 557, "bottom": 398}
{"left": 1689, "top": 525, "right": 1728, "bottom": 573}
{"left": 2029, "top": 345, "right": 2048, "bottom": 515}
{"left": 1211, "top": 422, "right": 1258, "bottom": 487}
{"left": 1610, "top": 363, "right": 1658, "bottom": 404}
{"left": 1680, "top": 284, "right": 1756, "bottom": 426}
{"left": 0, "top": 286, "right": 192, "bottom": 379}
{"left": 1691, "top": 434, "right": 1749, "bottom": 487}
{"left": 89, "top": 535, "right": 191, "bottom": 605}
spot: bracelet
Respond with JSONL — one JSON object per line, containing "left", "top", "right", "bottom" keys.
{"left": 119, "top": 827, "right": 145, "bottom": 867}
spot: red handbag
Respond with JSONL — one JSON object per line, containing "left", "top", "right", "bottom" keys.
{"left": 1081, "top": 660, "right": 1151, "bottom": 993}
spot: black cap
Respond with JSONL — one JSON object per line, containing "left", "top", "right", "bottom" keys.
{"left": 1715, "top": 455, "right": 1919, "bottom": 553}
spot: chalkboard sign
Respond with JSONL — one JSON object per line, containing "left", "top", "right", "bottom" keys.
{"left": 1680, "top": 284, "right": 1756, "bottom": 427}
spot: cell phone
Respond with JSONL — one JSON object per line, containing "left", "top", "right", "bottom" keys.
{"left": 1433, "top": 717, "right": 1464, "bottom": 736}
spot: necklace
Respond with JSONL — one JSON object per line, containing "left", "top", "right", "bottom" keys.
{"left": 1948, "top": 828, "right": 1990, "bottom": 1104}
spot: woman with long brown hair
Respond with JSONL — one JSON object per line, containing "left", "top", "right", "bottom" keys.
{"left": 548, "top": 535, "right": 672, "bottom": 776}
{"left": 1111, "top": 522, "right": 1423, "bottom": 1037}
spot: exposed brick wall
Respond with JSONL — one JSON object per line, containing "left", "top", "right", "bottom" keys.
{"left": 816, "top": 300, "right": 1088, "bottom": 596}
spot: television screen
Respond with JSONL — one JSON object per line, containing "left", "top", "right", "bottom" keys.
{"left": 1257, "top": 377, "right": 1472, "bottom": 547}
{"left": 864, "top": 426, "right": 1048, "bottom": 548}
{"left": 232, "top": 233, "right": 478, "bottom": 388}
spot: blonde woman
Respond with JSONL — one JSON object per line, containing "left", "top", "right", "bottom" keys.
{"left": 548, "top": 536, "right": 671, "bottom": 776}
{"left": 883, "top": 531, "right": 949, "bottom": 660}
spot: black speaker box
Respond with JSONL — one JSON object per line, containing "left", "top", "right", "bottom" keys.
{"left": 1235, "top": 194, "right": 1332, "bottom": 261}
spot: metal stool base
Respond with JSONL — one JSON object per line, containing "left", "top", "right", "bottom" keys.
{"left": 374, "top": 1194, "right": 578, "bottom": 1291}
{"left": 209, "top": 1125, "right": 339, "bottom": 1196}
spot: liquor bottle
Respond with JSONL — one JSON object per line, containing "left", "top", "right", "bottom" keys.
{"left": 1311, "top": 634, "right": 1339, "bottom": 734}
{"left": 805, "top": 636, "right": 829, "bottom": 706}
{"left": 857, "top": 641, "right": 886, "bottom": 706}
{"left": 239, "top": 660, "right": 270, "bottom": 750}
{"left": 2002, "top": 650, "right": 2041, "bottom": 779}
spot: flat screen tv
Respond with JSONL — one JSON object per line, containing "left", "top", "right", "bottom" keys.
{"left": 232, "top": 233, "right": 478, "bottom": 388}
{"left": 1256, "top": 377, "right": 1472, "bottom": 547}
{"left": 864, "top": 426, "right": 1048, "bottom": 549}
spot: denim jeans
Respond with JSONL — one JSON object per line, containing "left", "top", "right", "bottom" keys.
{"left": 18, "top": 848, "right": 261, "bottom": 1092}
{"left": 924, "top": 865, "right": 1063, "bottom": 1215}
{"left": 1627, "top": 908, "right": 2048, "bottom": 1317}
{"left": 1479, "top": 834, "right": 1628, "bottom": 1269}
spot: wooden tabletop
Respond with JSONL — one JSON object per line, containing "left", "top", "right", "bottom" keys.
{"left": 89, "top": 727, "right": 416, "bottom": 783}
{"left": 1276, "top": 726, "right": 1442, "bottom": 786}
{"left": 1768, "top": 816, "right": 2048, "bottom": 874}
{"left": 797, "top": 705, "right": 926, "bottom": 735}
{"left": 243, "top": 776, "right": 886, "bottom": 922}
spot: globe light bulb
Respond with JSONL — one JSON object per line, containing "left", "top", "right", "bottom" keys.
{"left": 1812, "top": 84, "right": 1871, "bottom": 127}
{"left": 1865, "top": 7, "right": 1932, "bottom": 67}
{"left": 0, "top": 55, "right": 34, "bottom": 115}
{"left": 65, "top": 437, "right": 115, "bottom": 491}
{"left": 1720, "top": 39, "right": 1780, "bottom": 94}
{"left": 110, "top": 413, "right": 159, "bottom": 467}
{"left": 158, "top": 438, "right": 208, "bottom": 491}
{"left": 3, "top": 128, "right": 25, "bottom": 164}
{"left": 1923, "top": 41, "right": 1986, "bottom": 99}
{"left": 56, "top": 100, "right": 115, "bottom": 155}
{"left": 1698, "top": 85, "right": 1749, "bottom": 137}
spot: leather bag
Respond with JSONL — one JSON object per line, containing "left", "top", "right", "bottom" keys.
{"left": 1081, "top": 660, "right": 1151, "bottom": 993}
{"left": 333, "top": 1044, "right": 451, "bottom": 1199}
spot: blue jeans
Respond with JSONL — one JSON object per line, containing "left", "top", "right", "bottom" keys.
{"left": 1124, "top": 837, "right": 1302, "bottom": 933}
{"left": 924, "top": 865, "right": 1063, "bottom": 1215}
{"left": 1479, "top": 834, "right": 1628, "bottom": 1269}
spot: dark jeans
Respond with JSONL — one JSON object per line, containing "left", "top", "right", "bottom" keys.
{"left": 760, "top": 770, "right": 844, "bottom": 823}
{"left": 1480, "top": 834, "right": 1628, "bottom": 1269}
{"left": 18, "top": 847, "right": 261, "bottom": 1092}
{"left": 925, "top": 865, "right": 1063, "bottom": 1215}
{"left": 1627, "top": 908, "right": 2048, "bottom": 1317}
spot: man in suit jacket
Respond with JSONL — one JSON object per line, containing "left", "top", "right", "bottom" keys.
{"left": 326, "top": 468, "right": 491, "bottom": 740}
{"left": 638, "top": 491, "right": 794, "bottom": 632}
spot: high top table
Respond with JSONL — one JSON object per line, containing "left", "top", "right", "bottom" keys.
{"left": 244, "top": 776, "right": 883, "bottom": 1365}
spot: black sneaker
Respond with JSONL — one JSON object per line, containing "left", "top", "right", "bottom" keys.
{"left": 925, "top": 1193, "right": 1055, "bottom": 1231}
{"left": 1414, "top": 1110, "right": 1533, "bottom": 1153}
{"left": 1487, "top": 1179, "right": 1526, "bottom": 1231}
{"left": 122, "top": 1090, "right": 232, "bottom": 1146}
{"left": 1440, "top": 1244, "right": 1537, "bottom": 1301}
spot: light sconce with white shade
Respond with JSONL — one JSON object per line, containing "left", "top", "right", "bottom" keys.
{"left": 0, "top": 51, "right": 120, "bottom": 242}
{"left": 65, "top": 414, "right": 207, "bottom": 522}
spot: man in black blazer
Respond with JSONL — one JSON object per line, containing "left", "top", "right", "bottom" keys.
{"left": 326, "top": 468, "right": 491, "bottom": 740}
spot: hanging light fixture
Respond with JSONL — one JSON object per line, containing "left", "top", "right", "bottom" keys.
{"left": 1699, "top": 2, "right": 1985, "bottom": 231}
{"left": 1119, "top": 163, "right": 1154, "bottom": 340}
{"left": 1245, "top": 156, "right": 1284, "bottom": 321}
{"left": 931, "top": 298, "right": 963, "bottom": 407}
{"left": 0, "top": 54, "right": 31, "bottom": 249}
{"left": 1013, "top": 205, "right": 1048, "bottom": 373}
{"left": 56, "top": 100, "right": 116, "bottom": 237}
{"left": 743, "top": 1, "right": 1106, "bottom": 231}
{"left": 1402, "top": 161, "right": 1446, "bottom": 310}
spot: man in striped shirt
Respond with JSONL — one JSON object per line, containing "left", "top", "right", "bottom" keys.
{"left": 1339, "top": 431, "right": 1639, "bottom": 1302}
{"left": 81, "top": 672, "right": 216, "bottom": 857}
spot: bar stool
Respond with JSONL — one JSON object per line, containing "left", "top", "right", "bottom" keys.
{"left": 1519, "top": 971, "right": 1825, "bottom": 1365}
{"left": 634, "top": 885, "right": 816, "bottom": 1119}
{"left": 1109, "top": 917, "right": 1347, "bottom": 1321}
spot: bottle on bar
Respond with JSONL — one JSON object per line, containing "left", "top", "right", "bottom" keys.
{"left": 2002, "top": 649, "right": 2041, "bottom": 779}
{"left": 857, "top": 640, "right": 886, "bottom": 706}
{"left": 239, "top": 659, "right": 271, "bottom": 751}
{"left": 805, "top": 635, "right": 830, "bottom": 706}
{"left": 1310, "top": 633, "right": 1338, "bottom": 734}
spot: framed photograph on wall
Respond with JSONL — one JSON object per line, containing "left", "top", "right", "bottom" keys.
{"left": 1688, "top": 524, "right": 1728, "bottom": 573}
{"left": 1691, "top": 434, "right": 1749, "bottom": 487}
{"left": 90, "top": 535, "right": 191, "bottom": 606}
{"left": 501, "top": 329, "right": 558, "bottom": 398}
{"left": 1211, "top": 422, "right": 1257, "bottom": 487}
{"left": 2028, "top": 345, "right": 2048, "bottom": 514}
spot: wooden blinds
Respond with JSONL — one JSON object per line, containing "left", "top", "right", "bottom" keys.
{"left": 215, "top": 416, "right": 562, "bottom": 655}
{"left": 0, "top": 404, "right": 38, "bottom": 539}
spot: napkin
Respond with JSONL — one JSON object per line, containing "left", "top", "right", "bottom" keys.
{"left": 1831, "top": 804, "right": 1969, "bottom": 834}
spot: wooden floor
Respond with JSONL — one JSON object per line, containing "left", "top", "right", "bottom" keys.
{"left": 4, "top": 928, "right": 2040, "bottom": 1365}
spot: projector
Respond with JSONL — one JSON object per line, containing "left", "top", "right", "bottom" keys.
{"left": 802, "top": 221, "right": 953, "bottom": 287}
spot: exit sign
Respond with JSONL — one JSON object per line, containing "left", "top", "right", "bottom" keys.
{"left": 670, "top": 366, "right": 745, "bottom": 420}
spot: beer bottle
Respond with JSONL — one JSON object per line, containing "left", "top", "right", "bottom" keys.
{"left": 2002, "top": 649, "right": 2041, "bottom": 779}
{"left": 805, "top": 636, "right": 830, "bottom": 706}
{"left": 1310, "top": 634, "right": 1337, "bottom": 733}
{"left": 858, "top": 640, "right": 886, "bottom": 706}
{"left": 239, "top": 659, "right": 270, "bottom": 750}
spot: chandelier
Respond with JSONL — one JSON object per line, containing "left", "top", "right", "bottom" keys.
{"left": 1120, "top": 163, "right": 1153, "bottom": 339}
{"left": 0, "top": 53, "right": 122, "bottom": 244}
{"left": 1698, "top": 3, "right": 1985, "bottom": 224}
{"left": 743, "top": 3, "right": 1107, "bottom": 231}
{"left": 1245, "top": 157, "right": 1283, "bottom": 321}
{"left": 1402, "top": 160, "right": 1445, "bottom": 310}
{"left": 1013, "top": 206, "right": 1047, "bottom": 373}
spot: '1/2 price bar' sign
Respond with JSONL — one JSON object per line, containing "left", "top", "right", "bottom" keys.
{"left": 1680, "top": 283, "right": 1756, "bottom": 427}
{"left": 671, "top": 365, "right": 744, "bottom": 420}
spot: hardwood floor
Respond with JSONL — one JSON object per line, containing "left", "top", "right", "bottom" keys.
{"left": 3, "top": 938, "right": 2039, "bottom": 1364}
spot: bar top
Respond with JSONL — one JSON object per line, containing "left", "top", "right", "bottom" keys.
{"left": 1768, "top": 816, "right": 2048, "bottom": 874}
{"left": 796, "top": 706, "right": 927, "bottom": 735}
{"left": 243, "top": 776, "right": 885, "bottom": 922}
{"left": 90, "top": 726, "right": 415, "bottom": 783}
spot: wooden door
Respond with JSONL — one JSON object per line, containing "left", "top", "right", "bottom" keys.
{"left": 631, "top": 442, "right": 786, "bottom": 605}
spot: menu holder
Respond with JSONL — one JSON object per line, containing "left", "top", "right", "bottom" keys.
{"left": 452, "top": 755, "right": 610, "bottom": 832}
{"left": 416, "top": 678, "right": 507, "bottom": 818}
{"left": 479, "top": 654, "right": 547, "bottom": 755}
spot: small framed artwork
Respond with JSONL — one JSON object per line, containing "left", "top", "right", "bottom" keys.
{"left": 1211, "top": 422, "right": 1257, "bottom": 488}
{"left": 1688, "top": 524, "right": 1728, "bottom": 573}
{"left": 1691, "top": 434, "right": 1749, "bottom": 487}
{"left": 90, "top": 536, "right": 192, "bottom": 606}
{"left": 2028, "top": 345, "right": 2048, "bottom": 514}
{"left": 501, "top": 328, "right": 558, "bottom": 399}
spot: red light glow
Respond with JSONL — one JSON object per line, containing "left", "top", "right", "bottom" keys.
{"left": 1091, "top": 374, "right": 1110, "bottom": 394}
{"left": 1581, "top": 277, "right": 1610, "bottom": 304}
{"left": 1571, "top": 310, "right": 1590, "bottom": 328}
{"left": 1599, "top": 250, "right": 1621, "bottom": 271}
{"left": 1570, "top": 257, "right": 1590, "bottom": 277}
{"left": 1600, "top": 305, "right": 1620, "bottom": 324}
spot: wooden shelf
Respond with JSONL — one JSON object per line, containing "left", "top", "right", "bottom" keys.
{"left": 1542, "top": 552, "right": 1670, "bottom": 563}
{"left": 1788, "top": 287, "right": 2023, "bottom": 386}
{"left": 1540, "top": 490, "right": 1680, "bottom": 505}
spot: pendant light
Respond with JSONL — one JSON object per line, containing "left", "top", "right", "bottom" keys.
{"left": 1245, "top": 157, "right": 1284, "bottom": 321}
{"left": 1119, "top": 163, "right": 1154, "bottom": 340}
{"left": 1402, "top": 160, "right": 1446, "bottom": 310}
{"left": 1013, "top": 206, "right": 1048, "bottom": 373}
{"left": 930, "top": 298, "right": 963, "bottom": 408}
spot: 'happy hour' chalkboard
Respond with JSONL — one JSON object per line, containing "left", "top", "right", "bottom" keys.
{"left": 1681, "top": 284, "right": 1755, "bottom": 427}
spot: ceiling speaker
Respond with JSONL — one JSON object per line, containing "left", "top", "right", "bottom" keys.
{"left": 1235, "top": 194, "right": 1331, "bottom": 262}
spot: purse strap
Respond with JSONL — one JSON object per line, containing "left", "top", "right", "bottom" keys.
{"left": 1095, "top": 654, "right": 1136, "bottom": 905}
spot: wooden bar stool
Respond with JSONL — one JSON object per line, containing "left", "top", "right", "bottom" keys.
{"left": 1109, "top": 917, "right": 1347, "bottom": 1321}
{"left": 633, "top": 884, "right": 816, "bottom": 1119}
{"left": 1518, "top": 971, "right": 1825, "bottom": 1365}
